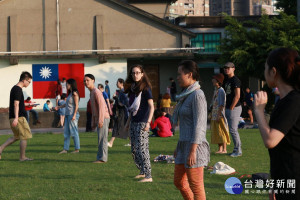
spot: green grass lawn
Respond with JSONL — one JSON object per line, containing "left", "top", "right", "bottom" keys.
{"left": 0, "top": 129, "right": 270, "bottom": 200}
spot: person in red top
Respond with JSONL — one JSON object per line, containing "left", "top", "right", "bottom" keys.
{"left": 24, "top": 97, "right": 40, "bottom": 125}
{"left": 150, "top": 109, "right": 173, "bottom": 137}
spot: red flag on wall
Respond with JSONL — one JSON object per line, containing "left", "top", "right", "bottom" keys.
{"left": 32, "top": 63, "right": 85, "bottom": 99}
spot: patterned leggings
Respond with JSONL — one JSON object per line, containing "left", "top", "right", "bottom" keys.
{"left": 130, "top": 122, "right": 152, "bottom": 179}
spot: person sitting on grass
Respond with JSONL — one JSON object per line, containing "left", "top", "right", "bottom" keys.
{"left": 161, "top": 107, "right": 175, "bottom": 135}
{"left": 150, "top": 109, "right": 173, "bottom": 137}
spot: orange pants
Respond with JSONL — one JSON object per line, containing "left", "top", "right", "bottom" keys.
{"left": 174, "top": 164, "right": 206, "bottom": 200}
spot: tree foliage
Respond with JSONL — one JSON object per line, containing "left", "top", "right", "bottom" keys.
{"left": 218, "top": 13, "right": 300, "bottom": 79}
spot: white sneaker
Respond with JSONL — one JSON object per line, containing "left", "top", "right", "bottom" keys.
{"left": 124, "top": 143, "right": 131, "bottom": 147}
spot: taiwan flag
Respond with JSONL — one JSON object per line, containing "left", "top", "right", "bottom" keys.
{"left": 32, "top": 63, "right": 85, "bottom": 99}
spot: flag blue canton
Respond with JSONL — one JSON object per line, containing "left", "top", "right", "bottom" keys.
{"left": 32, "top": 64, "right": 59, "bottom": 82}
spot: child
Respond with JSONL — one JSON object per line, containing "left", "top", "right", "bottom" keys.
{"left": 57, "top": 94, "right": 66, "bottom": 128}
{"left": 160, "top": 93, "right": 171, "bottom": 113}
{"left": 43, "top": 100, "right": 52, "bottom": 112}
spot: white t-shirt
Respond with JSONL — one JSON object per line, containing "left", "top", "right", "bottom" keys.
{"left": 61, "top": 82, "right": 67, "bottom": 94}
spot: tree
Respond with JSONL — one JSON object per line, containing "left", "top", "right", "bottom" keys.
{"left": 218, "top": 13, "right": 300, "bottom": 79}
{"left": 275, "top": 0, "right": 297, "bottom": 16}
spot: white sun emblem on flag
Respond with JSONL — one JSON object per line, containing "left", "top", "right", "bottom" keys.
{"left": 39, "top": 66, "right": 52, "bottom": 79}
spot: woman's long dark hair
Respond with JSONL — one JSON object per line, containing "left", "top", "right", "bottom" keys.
{"left": 67, "top": 78, "right": 80, "bottom": 99}
{"left": 267, "top": 48, "right": 300, "bottom": 90}
{"left": 125, "top": 64, "right": 152, "bottom": 95}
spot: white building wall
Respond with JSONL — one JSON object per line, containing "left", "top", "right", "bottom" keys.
{"left": 0, "top": 58, "right": 127, "bottom": 109}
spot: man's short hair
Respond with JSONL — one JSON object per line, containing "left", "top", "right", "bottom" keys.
{"left": 98, "top": 84, "right": 104, "bottom": 89}
{"left": 223, "top": 62, "right": 235, "bottom": 68}
{"left": 46, "top": 100, "right": 50, "bottom": 103}
{"left": 19, "top": 71, "right": 32, "bottom": 82}
{"left": 105, "top": 80, "right": 109, "bottom": 83}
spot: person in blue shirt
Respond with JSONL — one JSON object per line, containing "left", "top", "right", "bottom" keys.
{"left": 244, "top": 87, "right": 254, "bottom": 124}
{"left": 98, "top": 84, "right": 112, "bottom": 115}
{"left": 105, "top": 80, "right": 111, "bottom": 99}
{"left": 43, "top": 100, "right": 51, "bottom": 112}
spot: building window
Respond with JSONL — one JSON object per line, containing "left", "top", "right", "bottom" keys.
{"left": 191, "top": 33, "right": 221, "bottom": 52}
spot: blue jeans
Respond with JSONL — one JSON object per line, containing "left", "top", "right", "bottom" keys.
{"left": 63, "top": 113, "right": 80, "bottom": 150}
{"left": 26, "top": 110, "right": 39, "bottom": 123}
{"left": 225, "top": 106, "right": 242, "bottom": 154}
{"left": 96, "top": 118, "right": 110, "bottom": 162}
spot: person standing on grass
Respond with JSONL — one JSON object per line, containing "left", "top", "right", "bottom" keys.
{"left": 210, "top": 73, "right": 230, "bottom": 154}
{"left": 98, "top": 84, "right": 113, "bottom": 116}
{"left": 57, "top": 79, "right": 80, "bottom": 154}
{"left": 223, "top": 62, "right": 242, "bottom": 157}
{"left": 61, "top": 78, "right": 67, "bottom": 96}
{"left": 254, "top": 48, "right": 300, "bottom": 200}
{"left": 105, "top": 80, "right": 111, "bottom": 99}
{"left": 0, "top": 71, "right": 34, "bottom": 161}
{"left": 125, "top": 64, "right": 154, "bottom": 183}
{"left": 160, "top": 93, "right": 171, "bottom": 113}
{"left": 85, "top": 99, "right": 93, "bottom": 132}
{"left": 84, "top": 74, "right": 110, "bottom": 163}
{"left": 244, "top": 87, "right": 254, "bottom": 125}
{"left": 169, "top": 77, "right": 177, "bottom": 102}
{"left": 172, "top": 60, "right": 210, "bottom": 200}
{"left": 55, "top": 79, "right": 62, "bottom": 106}
{"left": 108, "top": 78, "right": 129, "bottom": 148}
{"left": 57, "top": 94, "right": 66, "bottom": 128}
